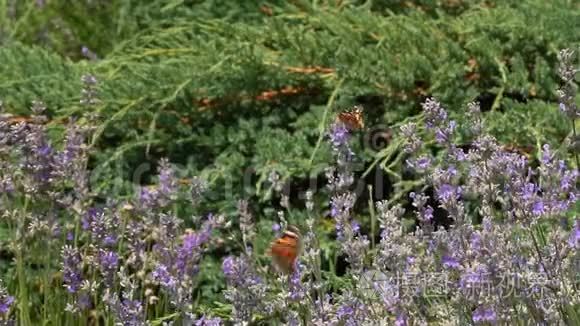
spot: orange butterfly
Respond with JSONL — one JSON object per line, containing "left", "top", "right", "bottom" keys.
{"left": 336, "top": 106, "right": 364, "bottom": 131}
{"left": 267, "top": 225, "right": 302, "bottom": 274}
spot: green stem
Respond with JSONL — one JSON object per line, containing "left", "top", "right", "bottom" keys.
{"left": 308, "top": 78, "right": 345, "bottom": 168}
{"left": 571, "top": 121, "right": 579, "bottom": 169}
{"left": 368, "top": 185, "right": 376, "bottom": 249}
{"left": 0, "top": 0, "right": 7, "bottom": 35}
{"left": 17, "top": 251, "right": 30, "bottom": 325}
{"left": 42, "top": 243, "right": 50, "bottom": 324}
{"left": 17, "top": 196, "right": 31, "bottom": 326}
{"left": 8, "top": 0, "right": 35, "bottom": 39}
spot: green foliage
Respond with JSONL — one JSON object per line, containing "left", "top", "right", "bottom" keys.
{"left": 0, "top": 0, "right": 579, "bottom": 320}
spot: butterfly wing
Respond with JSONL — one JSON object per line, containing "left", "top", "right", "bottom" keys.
{"left": 337, "top": 107, "right": 364, "bottom": 130}
{"left": 268, "top": 230, "right": 301, "bottom": 274}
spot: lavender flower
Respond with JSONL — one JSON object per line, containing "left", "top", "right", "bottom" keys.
{"left": 18, "top": 101, "right": 55, "bottom": 192}
{"left": 0, "top": 282, "right": 14, "bottom": 314}
{"left": 472, "top": 305, "right": 497, "bottom": 324}
{"left": 441, "top": 255, "right": 460, "bottom": 269}
{"left": 84, "top": 206, "right": 118, "bottom": 247}
{"left": 268, "top": 170, "right": 284, "bottom": 193}
{"left": 271, "top": 223, "right": 281, "bottom": 238}
{"left": 336, "top": 305, "right": 354, "bottom": 322}
{"left": 152, "top": 264, "right": 176, "bottom": 289}
{"left": 435, "top": 183, "right": 461, "bottom": 203}
{"left": 329, "top": 122, "right": 350, "bottom": 149}
{"left": 459, "top": 265, "right": 490, "bottom": 299}
{"left": 192, "top": 315, "right": 222, "bottom": 326}
{"left": 434, "top": 120, "right": 456, "bottom": 144}
{"left": 158, "top": 158, "right": 177, "bottom": 199}
{"left": 326, "top": 113, "right": 361, "bottom": 265}
{"left": 305, "top": 190, "right": 314, "bottom": 211}
{"left": 400, "top": 122, "right": 422, "bottom": 154}
{"left": 310, "top": 294, "right": 336, "bottom": 324}
{"left": 97, "top": 249, "right": 119, "bottom": 288}
{"left": 1, "top": 50, "right": 578, "bottom": 326}
{"left": 53, "top": 119, "right": 85, "bottom": 180}
{"left": 330, "top": 192, "right": 355, "bottom": 222}
{"left": 137, "top": 186, "right": 160, "bottom": 209}
{"left": 81, "top": 46, "right": 99, "bottom": 61}
{"left": 422, "top": 97, "right": 448, "bottom": 128}
{"left": 395, "top": 312, "right": 408, "bottom": 326}
{"left": 190, "top": 176, "right": 208, "bottom": 204}
{"left": 152, "top": 214, "right": 217, "bottom": 310}
{"left": 80, "top": 74, "right": 99, "bottom": 107}
{"left": 238, "top": 199, "right": 255, "bottom": 246}
{"left": 335, "top": 291, "right": 370, "bottom": 325}
{"left": 222, "top": 255, "right": 269, "bottom": 323}
{"left": 557, "top": 49, "right": 578, "bottom": 119}
{"left": 288, "top": 264, "right": 306, "bottom": 301}
{"left": 466, "top": 101, "right": 483, "bottom": 136}
{"left": 431, "top": 167, "right": 465, "bottom": 223}
{"left": 374, "top": 202, "right": 408, "bottom": 271}
{"left": 328, "top": 122, "right": 354, "bottom": 167}
{"left": 414, "top": 155, "right": 432, "bottom": 170}
{"left": 137, "top": 158, "right": 179, "bottom": 209}
{"left": 409, "top": 191, "right": 434, "bottom": 225}
{"left": 117, "top": 299, "right": 144, "bottom": 326}
{"left": 0, "top": 174, "right": 14, "bottom": 194}
{"left": 174, "top": 224, "right": 212, "bottom": 276}
{"left": 534, "top": 144, "right": 578, "bottom": 217}
{"left": 125, "top": 220, "right": 146, "bottom": 268}
{"left": 222, "top": 256, "right": 261, "bottom": 287}
{"left": 61, "top": 245, "right": 83, "bottom": 293}
{"left": 569, "top": 220, "right": 580, "bottom": 249}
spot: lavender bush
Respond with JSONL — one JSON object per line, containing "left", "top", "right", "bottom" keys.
{"left": 219, "top": 49, "right": 579, "bottom": 325}
{"left": 0, "top": 50, "right": 578, "bottom": 325}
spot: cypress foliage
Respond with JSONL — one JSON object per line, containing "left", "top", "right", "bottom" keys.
{"left": 0, "top": 0, "right": 577, "bottom": 229}
{"left": 0, "top": 0, "right": 578, "bottom": 318}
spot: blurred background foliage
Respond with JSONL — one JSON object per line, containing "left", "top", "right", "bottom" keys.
{"left": 0, "top": 0, "right": 579, "bottom": 307}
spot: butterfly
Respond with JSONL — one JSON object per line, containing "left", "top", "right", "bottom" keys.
{"left": 336, "top": 106, "right": 364, "bottom": 131}
{"left": 267, "top": 225, "right": 302, "bottom": 274}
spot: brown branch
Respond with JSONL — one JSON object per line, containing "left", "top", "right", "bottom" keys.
{"left": 195, "top": 85, "right": 318, "bottom": 111}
